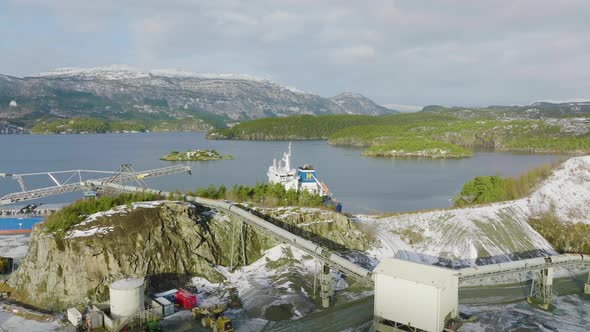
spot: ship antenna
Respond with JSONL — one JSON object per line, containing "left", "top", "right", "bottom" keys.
{"left": 285, "top": 142, "right": 292, "bottom": 170}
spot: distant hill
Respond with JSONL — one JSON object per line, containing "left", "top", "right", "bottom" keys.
{"left": 329, "top": 92, "right": 398, "bottom": 115}
{"left": 421, "top": 101, "right": 590, "bottom": 119}
{"left": 0, "top": 66, "right": 394, "bottom": 130}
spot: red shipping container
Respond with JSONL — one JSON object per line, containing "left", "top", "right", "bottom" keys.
{"left": 175, "top": 289, "right": 197, "bottom": 309}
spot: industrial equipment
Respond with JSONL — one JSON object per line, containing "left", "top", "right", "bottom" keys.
{"left": 151, "top": 297, "right": 174, "bottom": 317}
{"left": 67, "top": 307, "right": 83, "bottom": 328}
{"left": 373, "top": 258, "right": 458, "bottom": 332}
{"left": 109, "top": 278, "right": 145, "bottom": 320}
{"left": 153, "top": 289, "right": 178, "bottom": 303}
{"left": 175, "top": 289, "right": 197, "bottom": 309}
{"left": 192, "top": 304, "right": 233, "bottom": 332}
{"left": 83, "top": 190, "right": 97, "bottom": 198}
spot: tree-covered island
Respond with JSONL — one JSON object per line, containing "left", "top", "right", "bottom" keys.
{"left": 160, "top": 149, "right": 233, "bottom": 161}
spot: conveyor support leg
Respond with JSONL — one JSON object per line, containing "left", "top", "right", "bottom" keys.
{"left": 527, "top": 267, "right": 553, "bottom": 310}
{"left": 319, "top": 263, "right": 333, "bottom": 308}
{"left": 585, "top": 270, "right": 590, "bottom": 295}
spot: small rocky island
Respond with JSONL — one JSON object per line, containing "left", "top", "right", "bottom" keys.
{"left": 160, "top": 149, "right": 233, "bottom": 161}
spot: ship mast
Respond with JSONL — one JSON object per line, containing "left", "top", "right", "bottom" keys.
{"left": 284, "top": 142, "right": 292, "bottom": 171}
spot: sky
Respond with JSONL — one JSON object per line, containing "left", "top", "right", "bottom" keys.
{"left": 1, "top": 0, "right": 589, "bottom": 107}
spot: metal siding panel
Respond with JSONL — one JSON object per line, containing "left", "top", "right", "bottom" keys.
{"left": 375, "top": 274, "right": 439, "bottom": 331}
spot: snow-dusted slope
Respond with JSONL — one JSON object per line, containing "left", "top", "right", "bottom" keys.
{"left": 0, "top": 66, "right": 390, "bottom": 121}
{"left": 355, "top": 156, "right": 590, "bottom": 267}
{"left": 527, "top": 156, "right": 590, "bottom": 223}
{"left": 329, "top": 92, "right": 397, "bottom": 115}
{"left": 38, "top": 65, "right": 270, "bottom": 82}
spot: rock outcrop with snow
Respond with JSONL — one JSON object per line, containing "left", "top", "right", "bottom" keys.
{"left": 8, "top": 202, "right": 275, "bottom": 310}
{"left": 355, "top": 156, "right": 590, "bottom": 267}
{"left": 7, "top": 202, "right": 369, "bottom": 312}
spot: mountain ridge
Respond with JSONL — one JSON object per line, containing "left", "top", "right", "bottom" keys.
{"left": 0, "top": 66, "right": 396, "bottom": 128}
{"left": 329, "top": 91, "right": 396, "bottom": 115}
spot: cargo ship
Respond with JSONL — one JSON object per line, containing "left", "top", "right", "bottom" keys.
{"left": 267, "top": 143, "right": 342, "bottom": 212}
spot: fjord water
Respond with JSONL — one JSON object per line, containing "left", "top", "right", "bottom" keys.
{"left": 0, "top": 132, "right": 563, "bottom": 213}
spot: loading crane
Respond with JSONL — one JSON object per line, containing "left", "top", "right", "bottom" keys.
{"left": 0, "top": 164, "right": 191, "bottom": 206}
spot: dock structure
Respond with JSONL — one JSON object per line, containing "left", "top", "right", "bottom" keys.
{"left": 0, "top": 165, "right": 191, "bottom": 206}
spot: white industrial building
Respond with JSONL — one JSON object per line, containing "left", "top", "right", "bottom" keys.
{"left": 373, "top": 258, "right": 459, "bottom": 332}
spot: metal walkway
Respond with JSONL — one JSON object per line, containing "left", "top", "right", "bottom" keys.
{"left": 458, "top": 254, "right": 590, "bottom": 282}
{"left": 0, "top": 165, "right": 191, "bottom": 205}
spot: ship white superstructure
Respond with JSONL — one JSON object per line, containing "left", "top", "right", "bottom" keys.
{"left": 267, "top": 143, "right": 299, "bottom": 191}
{"left": 267, "top": 143, "right": 330, "bottom": 197}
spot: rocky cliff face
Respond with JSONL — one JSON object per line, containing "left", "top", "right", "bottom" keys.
{"left": 7, "top": 202, "right": 371, "bottom": 311}
{"left": 7, "top": 201, "right": 275, "bottom": 310}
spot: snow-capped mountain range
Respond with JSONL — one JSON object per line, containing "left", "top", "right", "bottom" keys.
{"left": 38, "top": 65, "right": 274, "bottom": 83}
{"left": 0, "top": 66, "right": 397, "bottom": 122}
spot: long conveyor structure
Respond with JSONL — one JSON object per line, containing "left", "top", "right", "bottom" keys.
{"left": 3, "top": 166, "right": 589, "bottom": 319}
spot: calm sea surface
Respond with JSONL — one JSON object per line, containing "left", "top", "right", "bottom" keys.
{"left": 0, "top": 132, "right": 564, "bottom": 213}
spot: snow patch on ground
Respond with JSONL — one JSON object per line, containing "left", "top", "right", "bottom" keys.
{"left": 77, "top": 206, "right": 128, "bottom": 227}
{"left": 64, "top": 226, "right": 115, "bottom": 239}
{"left": 0, "top": 235, "right": 30, "bottom": 259}
{"left": 191, "top": 243, "right": 348, "bottom": 323}
{"left": 130, "top": 201, "right": 167, "bottom": 209}
{"left": 460, "top": 294, "right": 590, "bottom": 331}
{"left": 64, "top": 201, "right": 173, "bottom": 238}
{"left": 0, "top": 311, "right": 62, "bottom": 332}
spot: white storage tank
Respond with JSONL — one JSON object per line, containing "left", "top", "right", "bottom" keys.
{"left": 109, "top": 278, "right": 145, "bottom": 319}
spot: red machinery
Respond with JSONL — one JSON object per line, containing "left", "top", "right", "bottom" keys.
{"left": 175, "top": 289, "right": 197, "bottom": 309}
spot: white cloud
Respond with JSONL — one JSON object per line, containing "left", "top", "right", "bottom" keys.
{"left": 2, "top": 0, "right": 590, "bottom": 106}
{"left": 335, "top": 46, "right": 377, "bottom": 62}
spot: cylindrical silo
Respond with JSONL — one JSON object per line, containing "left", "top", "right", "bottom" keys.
{"left": 109, "top": 278, "right": 144, "bottom": 319}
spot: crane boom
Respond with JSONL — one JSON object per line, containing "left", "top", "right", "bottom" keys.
{"left": 0, "top": 165, "right": 191, "bottom": 206}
